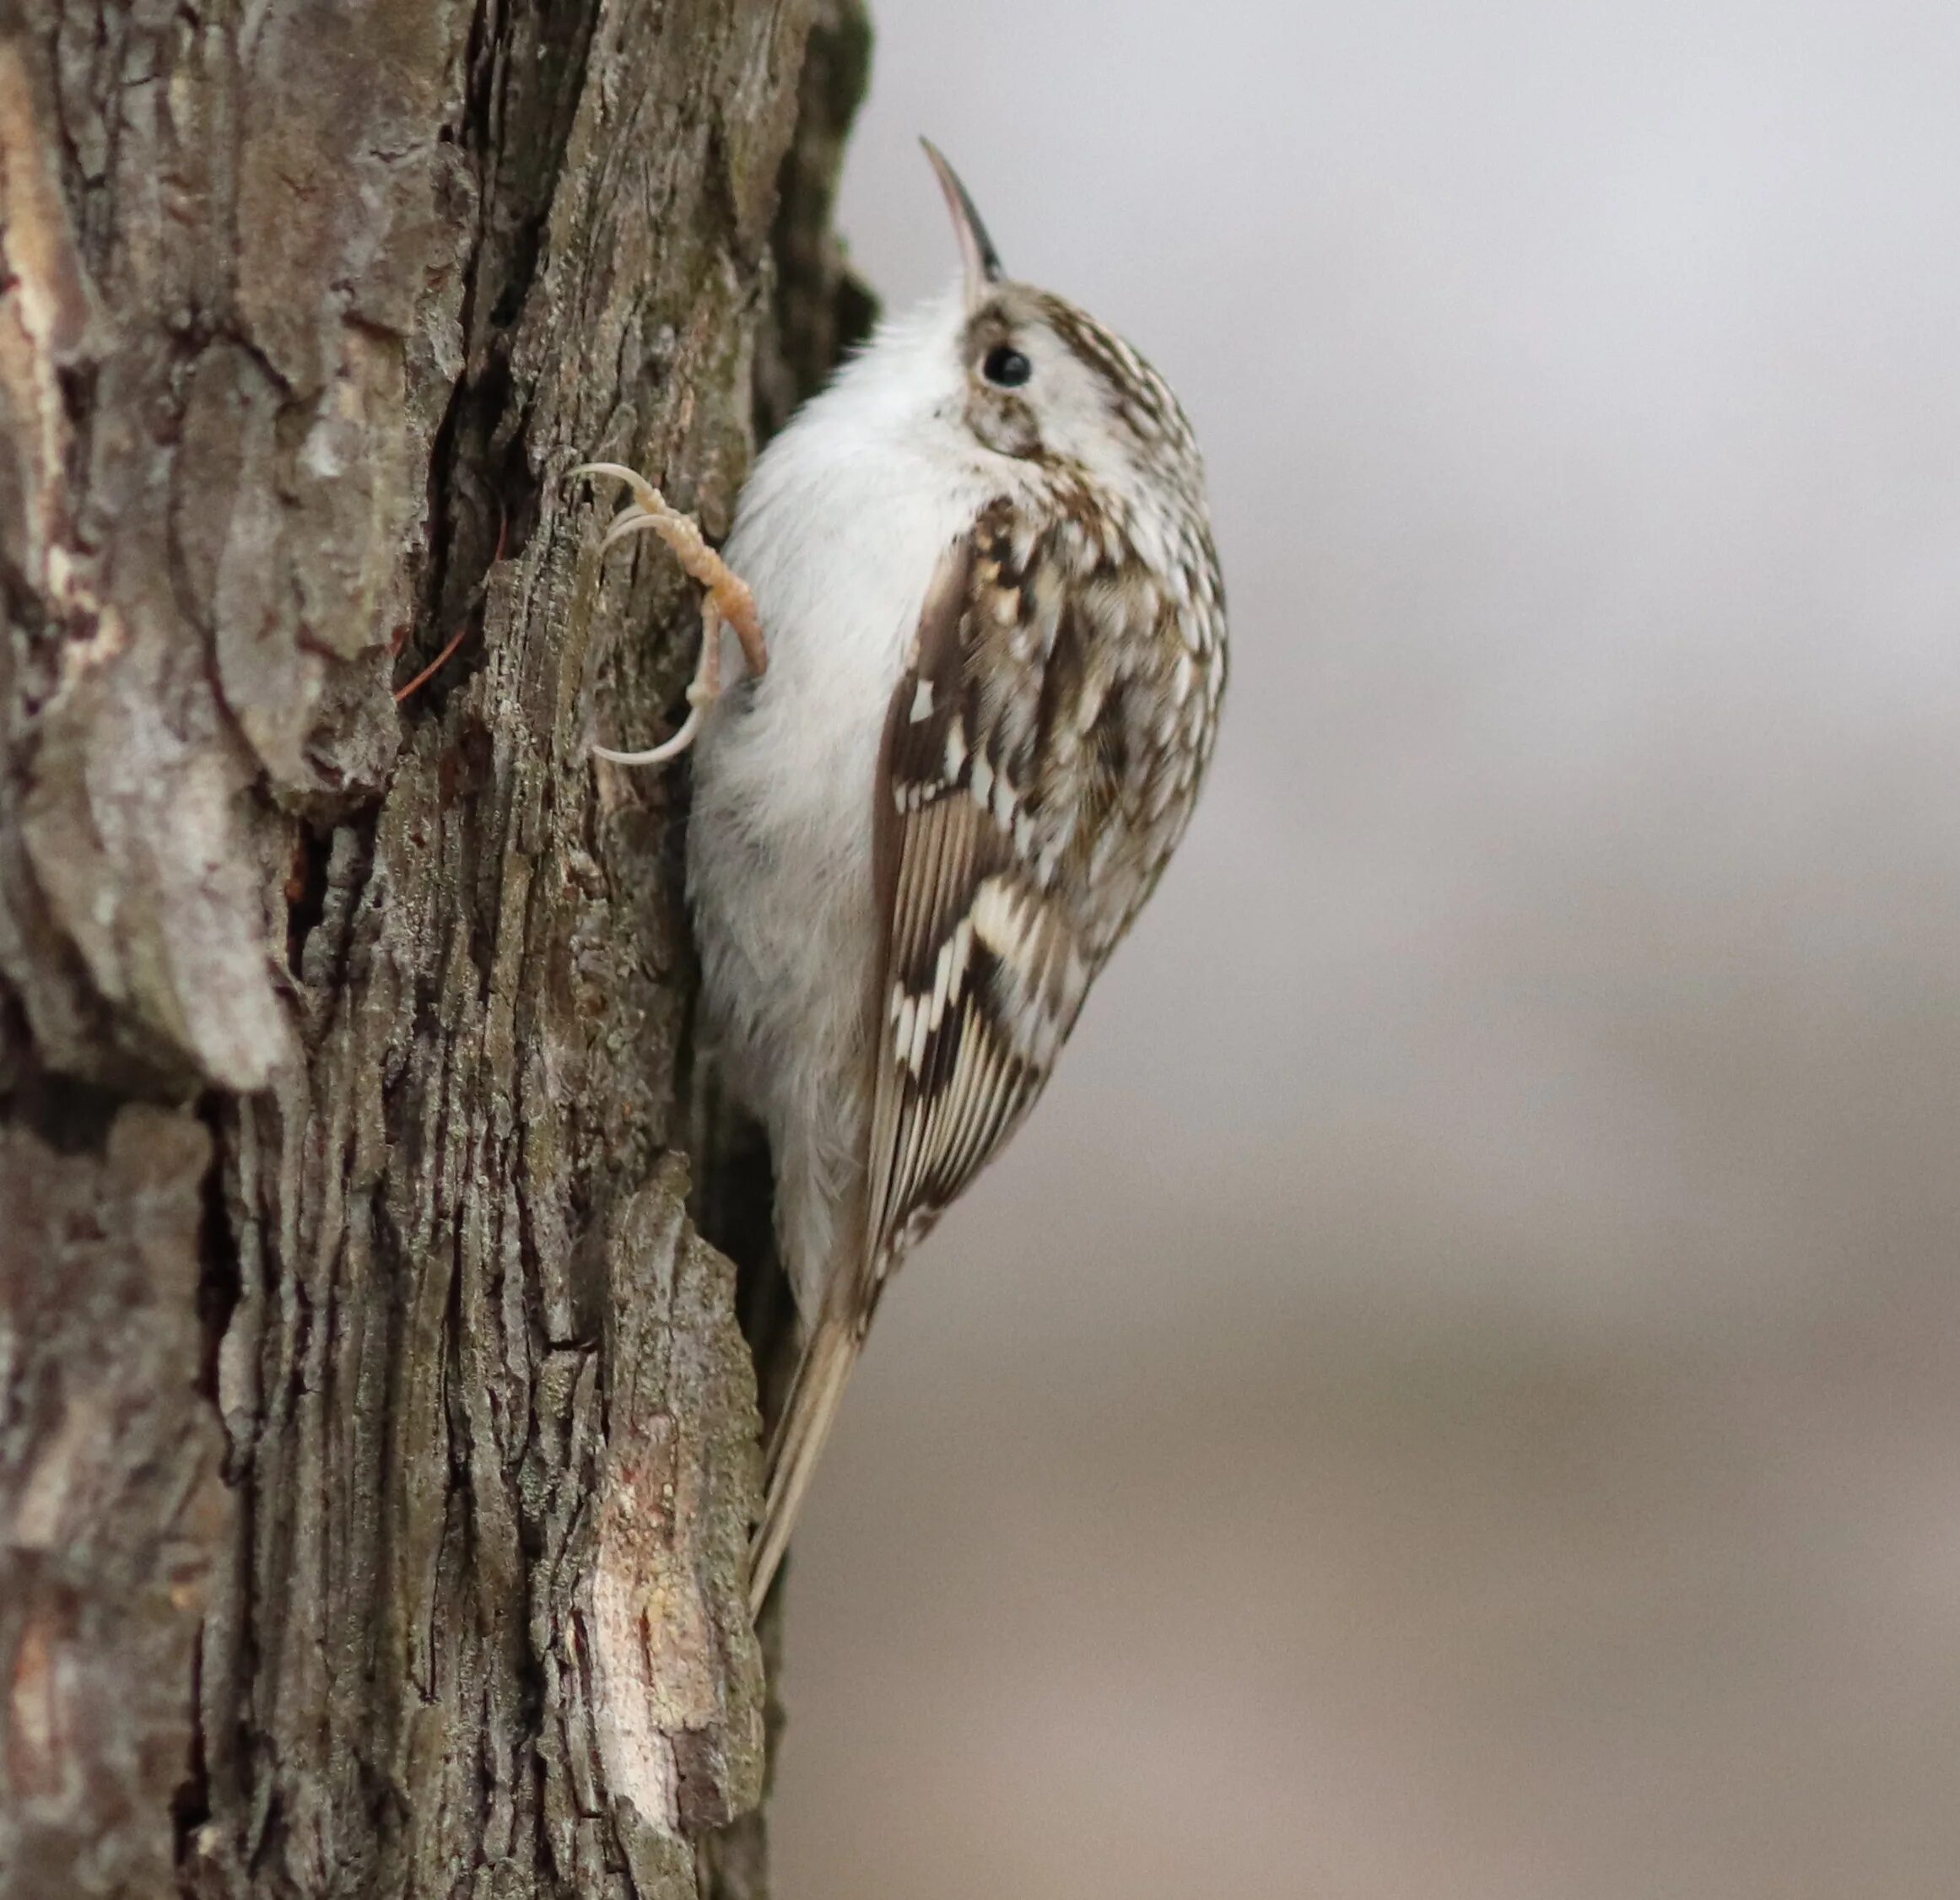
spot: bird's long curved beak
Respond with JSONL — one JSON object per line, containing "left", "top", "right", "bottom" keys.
{"left": 921, "top": 138, "right": 1003, "bottom": 309}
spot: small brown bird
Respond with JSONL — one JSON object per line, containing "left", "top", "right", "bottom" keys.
{"left": 580, "top": 143, "right": 1227, "bottom": 1614}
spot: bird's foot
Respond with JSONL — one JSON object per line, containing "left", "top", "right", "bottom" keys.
{"left": 573, "top": 462, "right": 768, "bottom": 766}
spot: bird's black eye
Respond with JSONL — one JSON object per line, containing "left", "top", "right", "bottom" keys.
{"left": 982, "top": 343, "right": 1032, "bottom": 388}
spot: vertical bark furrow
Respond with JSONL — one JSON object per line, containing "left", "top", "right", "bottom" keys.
{"left": 0, "top": 1106, "right": 224, "bottom": 1896}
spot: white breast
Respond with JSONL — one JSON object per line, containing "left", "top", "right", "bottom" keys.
{"left": 686, "top": 294, "right": 990, "bottom": 1309}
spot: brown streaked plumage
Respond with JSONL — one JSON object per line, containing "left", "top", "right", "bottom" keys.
{"left": 580, "top": 143, "right": 1228, "bottom": 1618}
{"left": 746, "top": 289, "right": 1226, "bottom": 1606}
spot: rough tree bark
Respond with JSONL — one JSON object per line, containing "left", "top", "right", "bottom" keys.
{"left": 0, "top": 3, "right": 870, "bottom": 1895}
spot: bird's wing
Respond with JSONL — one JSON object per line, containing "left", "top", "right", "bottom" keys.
{"left": 860, "top": 510, "right": 1098, "bottom": 1299}
{"left": 752, "top": 501, "right": 1198, "bottom": 1612}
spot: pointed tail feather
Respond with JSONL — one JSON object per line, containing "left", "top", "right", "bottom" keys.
{"left": 748, "top": 1315, "right": 863, "bottom": 1617}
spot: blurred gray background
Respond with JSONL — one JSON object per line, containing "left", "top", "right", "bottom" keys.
{"left": 773, "top": 4, "right": 1960, "bottom": 1895}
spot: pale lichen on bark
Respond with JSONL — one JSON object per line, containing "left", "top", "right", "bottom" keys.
{"left": 0, "top": 2, "right": 870, "bottom": 1895}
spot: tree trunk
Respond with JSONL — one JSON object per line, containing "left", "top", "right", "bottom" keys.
{"left": 0, "top": 3, "right": 869, "bottom": 1894}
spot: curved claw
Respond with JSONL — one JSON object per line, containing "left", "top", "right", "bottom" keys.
{"left": 598, "top": 510, "right": 672, "bottom": 556}
{"left": 571, "top": 461, "right": 661, "bottom": 508}
{"left": 591, "top": 700, "right": 704, "bottom": 768}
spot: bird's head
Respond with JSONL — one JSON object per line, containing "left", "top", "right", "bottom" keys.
{"left": 915, "top": 141, "right": 1203, "bottom": 507}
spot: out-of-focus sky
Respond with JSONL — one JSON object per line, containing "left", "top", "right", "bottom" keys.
{"left": 772, "top": 5, "right": 1960, "bottom": 1895}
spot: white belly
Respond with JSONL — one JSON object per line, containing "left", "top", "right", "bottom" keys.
{"left": 687, "top": 409, "right": 987, "bottom": 1312}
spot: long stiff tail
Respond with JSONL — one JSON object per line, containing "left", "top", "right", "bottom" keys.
{"left": 748, "top": 1314, "right": 863, "bottom": 1617}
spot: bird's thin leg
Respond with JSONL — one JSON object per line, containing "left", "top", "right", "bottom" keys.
{"left": 591, "top": 596, "right": 722, "bottom": 767}
{"left": 574, "top": 461, "right": 767, "bottom": 766}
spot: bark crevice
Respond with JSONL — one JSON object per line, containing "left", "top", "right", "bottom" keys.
{"left": 1, "top": 4, "right": 872, "bottom": 1895}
